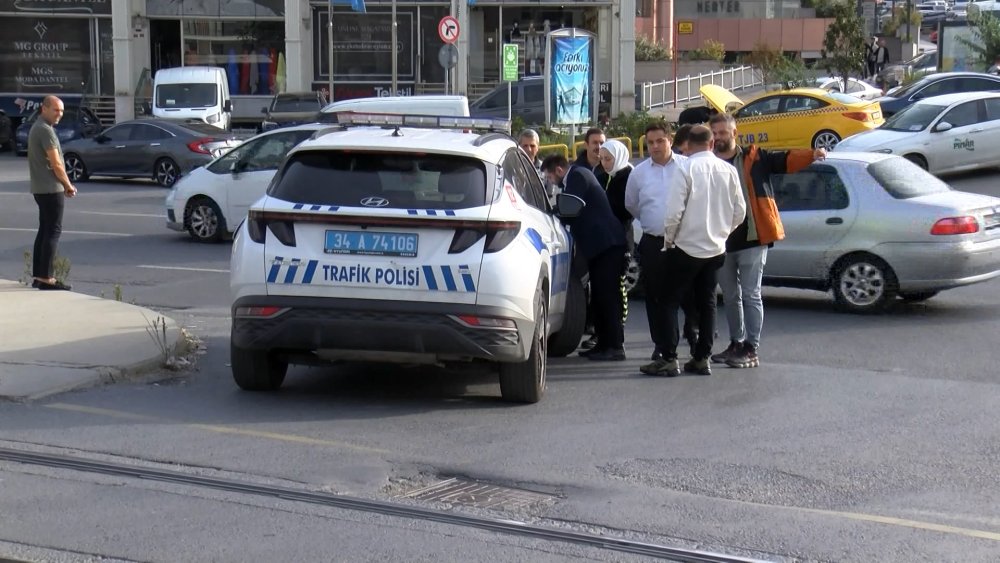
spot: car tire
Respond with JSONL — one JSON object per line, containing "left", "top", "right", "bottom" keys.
{"left": 231, "top": 342, "right": 288, "bottom": 391}
{"left": 812, "top": 130, "right": 841, "bottom": 151}
{"left": 831, "top": 254, "right": 898, "bottom": 314}
{"left": 64, "top": 153, "right": 89, "bottom": 182}
{"left": 154, "top": 157, "right": 180, "bottom": 188}
{"left": 901, "top": 291, "right": 938, "bottom": 303}
{"left": 904, "top": 153, "right": 928, "bottom": 170}
{"left": 547, "top": 275, "right": 586, "bottom": 358}
{"left": 499, "top": 290, "right": 546, "bottom": 404}
{"left": 186, "top": 197, "right": 226, "bottom": 243}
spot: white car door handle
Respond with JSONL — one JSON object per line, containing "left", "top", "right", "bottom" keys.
{"left": 114, "top": 145, "right": 126, "bottom": 149}
{"left": 149, "top": 143, "right": 161, "bottom": 147}
{"left": 971, "top": 128, "right": 984, "bottom": 133}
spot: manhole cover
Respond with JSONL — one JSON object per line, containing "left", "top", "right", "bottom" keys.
{"left": 400, "top": 478, "right": 557, "bottom": 511}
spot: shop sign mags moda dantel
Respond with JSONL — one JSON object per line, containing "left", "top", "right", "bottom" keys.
{"left": 2, "top": 17, "right": 91, "bottom": 93}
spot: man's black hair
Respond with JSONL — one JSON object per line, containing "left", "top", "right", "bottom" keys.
{"left": 540, "top": 154, "right": 569, "bottom": 173}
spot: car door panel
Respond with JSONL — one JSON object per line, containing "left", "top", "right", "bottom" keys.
{"left": 228, "top": 130, "right": 313, "bottom": 224}
{"left": 734, "top": 96, "right": 782, "bottom": 148}
{"left": 768, "top": 167, "right": 858, "bottom": 281}
{"left": 85, "top": 124, "right": 133, "bottom": 174}
{"left": 928, "top": 100, "right": 981, "bottom": 173}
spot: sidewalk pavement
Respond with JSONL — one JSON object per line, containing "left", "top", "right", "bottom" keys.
{"left": 0, "top": 279, "right": 187, "bottom": 401}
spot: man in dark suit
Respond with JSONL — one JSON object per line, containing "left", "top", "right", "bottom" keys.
{"left": 542, "top": 154, "right": 627, "bottom": 361}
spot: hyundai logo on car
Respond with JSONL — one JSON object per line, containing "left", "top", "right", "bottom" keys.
{"left": 360, "top": 196, "right": 389, "bottom": 207}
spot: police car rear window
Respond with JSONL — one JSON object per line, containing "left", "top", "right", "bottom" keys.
{"left": 270, "top": 151, "right": 488, "bottom": 209}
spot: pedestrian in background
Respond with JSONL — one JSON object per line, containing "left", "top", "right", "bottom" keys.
{"left": 518, "top": 128, "right": 543, "bottom": 171}
{"left": 28, "top": 95, "right": 76, "bottom": 291}
{"left": 872, "top": 38, "right": 890, "bottom": 82}
{"left": 709, "top": 113, "right": 824, "bottom": 369}
{"left": 672, "top": 124, "right": 694, "bottom": 156}
{"left": 658, "top": 125, "right": 746, "bottom": 377}
{"left": 865, "top": 36, "right": 878, "bottom": 79}
{"left": 624, "top": 123, "right": 690, "bottom": 374}
{"left": 575, "top": 127, "right": 606, "bottom": 172}
{"left": 597, "top": 138, "right": 635, "bottom": 331}
{"left": 542, "top": 154, "right": 627, "bottom": 361}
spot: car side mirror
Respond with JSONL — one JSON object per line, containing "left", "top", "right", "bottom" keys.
{"left": 224, "top": 100, "right": 233, "bottom": 113}
{"left": 555, "top": 193, "right": 586, "bottom": 218}
{"left": 933, "top": 121, "right": 953, "bottom": 133}
{"left": 94, "top": 134, "right": 109, "bottom": 143}
{"left": 230, "top": 160, "right": 247, "bottom": 174}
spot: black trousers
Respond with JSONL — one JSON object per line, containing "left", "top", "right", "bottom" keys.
{"left": 588, "top": 245, "right": 626, "bottom": 351}
{"left": 33, "top": 193, "right": 64, "bottom": 279}
{"left": 639, "top": 234, "right": 699, "bottom": 351}
{"left": 661, "top": 247, "right": 725, "bottom": 361}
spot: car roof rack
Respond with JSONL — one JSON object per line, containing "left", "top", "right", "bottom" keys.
{"left": 332, "top": 112, "right": 512, "bottom": 134}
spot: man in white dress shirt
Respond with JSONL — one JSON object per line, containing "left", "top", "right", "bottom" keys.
{"left": 658, "top": 125, "right": 746, "bottom": 377}
{"left": 624, "top": 122, "right": 688, "bottom": 375}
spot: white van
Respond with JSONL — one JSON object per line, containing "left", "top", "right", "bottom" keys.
{"left": 153, "top": 66, "right": 232, "bottom": 130}
{"left": 320, "top": 95, "right": 470, "bottom": 118}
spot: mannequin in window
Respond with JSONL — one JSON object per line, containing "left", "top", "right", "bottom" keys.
{"left": 508, "top": 21, "right": 521, "bottom": 43}
{"left": 526, "top": 22, "right": 538, "bottom": 74}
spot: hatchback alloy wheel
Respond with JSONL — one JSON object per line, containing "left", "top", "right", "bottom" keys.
{"left": 186, "top": 199, "right": 223, "bottom": 242}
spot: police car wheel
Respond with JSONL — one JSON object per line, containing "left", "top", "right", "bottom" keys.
{"left": 231, "top": 342, "right": 288, "bottom": 391}
{"left": 548, "top": 275, "right": 587, "bottom": 357}
{"left": 499, "top": 291, "right": 546, "bottom": 403}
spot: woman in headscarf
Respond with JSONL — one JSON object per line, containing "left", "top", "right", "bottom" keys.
{"left": 597, "top": 138, "right": 635, "bottom": 329}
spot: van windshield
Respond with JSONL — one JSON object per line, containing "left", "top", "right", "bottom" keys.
{"left": 156, "top": 83, "right": 218, "bottom": 109}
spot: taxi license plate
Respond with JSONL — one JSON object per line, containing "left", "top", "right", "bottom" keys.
{"left": 325, "top": 230, "right": 418, "bottom": 257}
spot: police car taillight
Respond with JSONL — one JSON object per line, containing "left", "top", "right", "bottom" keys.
{"left": 248, "top": 213, "right": 266, "bottom": 243}
{"left": 247, "top": 211, "right": 296, "bottom": 246}
{"left": 450, "top": 315, "right": 517, "bottom": 329}
{"left": 234, "top": 306, "right": 288, "bottom": 318}
{"left": 484, "top": 223, "right": 520, "bottom": 253}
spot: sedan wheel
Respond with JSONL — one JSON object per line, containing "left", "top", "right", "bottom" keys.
{"left": 64, "top": 154, "right": 89, "bottom": 182}
{"left": 186, "top": 199, "right": 224, "bottom": 242}
{"left": 812, "top": 130, "right": 841, "bottom": 151}
{"left": 155, "top": 158, "right": 180, "bottom": 187}
{"left": 832, "top": 255, "right": 898, "bottom": 313}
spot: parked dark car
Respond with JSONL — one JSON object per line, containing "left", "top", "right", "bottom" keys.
{"left": 61, "top": 119, "right": 241, "bottom": 187}
{"left": 260, "top": 91, "right": 324, "bottom": 132}
{"left": 0, "top": 109, "right": 12, "bottom": 151}
{"left": 14, "top": 106, "right": 104, "bottom": 156}
{"left": 875, "top": 72, "right": 1000, "bottom": 117}
{"left": 470, "top": 76, "right": 545, "bottom": 124}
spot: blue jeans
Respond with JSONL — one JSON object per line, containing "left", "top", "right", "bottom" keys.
{"left": 718, "top": 245, "right": 767, "bottom": 348}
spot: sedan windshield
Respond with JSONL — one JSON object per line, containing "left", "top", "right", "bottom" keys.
{"left": 882, "top": 103, "right": 945, "bottom": 131}
{"left": 271, "top": 97, "right": 319, "bottom": 112}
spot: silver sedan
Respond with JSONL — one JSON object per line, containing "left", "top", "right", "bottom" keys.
{"left": 764, "top": 152, "right": 1000, "bottom": 312}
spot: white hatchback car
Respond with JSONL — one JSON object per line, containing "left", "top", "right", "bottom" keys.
{"left": 166, "top": 124, "right": 325, "bottom": 242}
{"left": 835, "top": 92, "right": 1000, "bottom": 175}
{"left": 229, "top": 114, "right": 587, "bottom": 403}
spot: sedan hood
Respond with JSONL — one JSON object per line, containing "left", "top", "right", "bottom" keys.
{"left": 835, "top": 129, "right": 915, "bottom": 151}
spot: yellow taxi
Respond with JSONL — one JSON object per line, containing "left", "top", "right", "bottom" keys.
{"left": 699, "top": 84, "right": 885, "bottom": 150}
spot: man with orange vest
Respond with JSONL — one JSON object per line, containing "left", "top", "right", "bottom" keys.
{"left": 707, "top": 113, "right": 826, "bottom": 369}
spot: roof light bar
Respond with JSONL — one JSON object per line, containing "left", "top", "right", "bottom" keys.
{"left": 336, "top": 112, "right": 511, "bottom": 133}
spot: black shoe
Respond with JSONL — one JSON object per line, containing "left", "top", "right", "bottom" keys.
{"left": 587, "top": 348, "right": 626, "bottom": 361}
{"left": 31, "top": 279, "right": 40, "bottom": 288}
{"left": 641, "top": 357, "right": 680, "bottom": 376}
{"left": 579, "top": 335, "right": 599, "bottom": 350}
{"left": 37, "top": 280, "right": 71, "bottom": 291}
{"left": 683, "top": 357, "right": 712, "bottom": 376}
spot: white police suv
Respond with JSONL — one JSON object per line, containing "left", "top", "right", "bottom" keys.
{"left": 229, "top": 113, "right": 587, "bottom": 403}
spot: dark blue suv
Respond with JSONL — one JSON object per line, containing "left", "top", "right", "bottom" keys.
{"left": 877, "top": 72, "right": 1000, "bottom": 118}
{"left": 14, "top": 106, "right": 103, "bottom": 156}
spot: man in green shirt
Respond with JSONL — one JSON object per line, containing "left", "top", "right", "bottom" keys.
{"left": 28, "top": 95, "right": 77, "bottom": 290}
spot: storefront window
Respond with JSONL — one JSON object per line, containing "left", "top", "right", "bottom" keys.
{"left": 147, "top": 0, "right": 284, "bottom": 18}
{"left": 0, "top": 16, "right": 94, "bottom": 94}
{"left": 182, "top": 19, "right": 285, "bottom": 96}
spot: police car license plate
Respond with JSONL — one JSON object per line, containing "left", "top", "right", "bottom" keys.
{"left": 324, "top": 230, "right": 418, "bottom": 257}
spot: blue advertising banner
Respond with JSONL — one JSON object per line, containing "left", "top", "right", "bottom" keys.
{"left": 550, "top": 35, "right": 592, "bottom": 125}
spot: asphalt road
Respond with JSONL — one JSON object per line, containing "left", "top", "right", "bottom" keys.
{"left": 1, "top": 151, "right": 1000, "bottom": 562}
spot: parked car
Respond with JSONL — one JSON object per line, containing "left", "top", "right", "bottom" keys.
{"left": 166, "top": 123, "right": 324, "bottom": 242}
{"left": 14, "top": 106, "right": 103, "bottom": 156}
{"left": 878, "top": 50, "right": 937, "bottom": 91}
{"left": 835, "top": 91, "right": 1000, "bottom": 175}
{"left": 814, "top": 76, "right": 884, "bottom": 101}
{"left": 260, "top": 91, "right": 324, "bottom": 132}
{"left": 764, "top": 152, "right": 1000, "bottom": 312}
{"left": 699, "top": 85, "right": 884, "bottom": 150}
{"left": 0, "top": 109, "right": 12, "bottom": 151}
{"left": 62, "top": 119, "right": 241, "bottom": 187}
{"left": 876, "top": 72, "right": 1000, "bottom": 117}
{"left": 229, "top": 113, "right": 587, "bottom": 402}
{"left": 470, "top": 76, "right": 545, "bottom": 124}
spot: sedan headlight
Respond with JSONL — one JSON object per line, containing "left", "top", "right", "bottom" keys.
{"left": 206, "top": 113, "right": 221, "bottom": 124}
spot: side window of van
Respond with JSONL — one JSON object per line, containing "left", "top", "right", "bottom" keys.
{"left": 524, "top": 84, "right": 543, "bottom": 105}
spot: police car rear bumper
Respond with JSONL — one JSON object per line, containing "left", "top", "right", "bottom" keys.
{"left": 231, "top": 295, "right": 533, "bottom": 363}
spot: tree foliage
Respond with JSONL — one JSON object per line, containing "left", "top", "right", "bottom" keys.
{"left": 818, "top": 0, "right": 866, "bottom": 92}
{"left": 745, "top": 42, "right": 813, "bottom": 90}
{"left": 635, "top": 35, "right": 671, "bottom": 62}
{"left": 959, "top": 12, "right": 1000, "bottom": 71}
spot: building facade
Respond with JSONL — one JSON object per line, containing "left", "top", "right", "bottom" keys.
{"left": 0, "top": 0, "right": 638, "bottom": 123}
{"left": 637, "top": 0, "right": 833, "bottom": 58}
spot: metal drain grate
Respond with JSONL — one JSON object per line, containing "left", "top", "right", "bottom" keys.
{"left": 400, "top": 478, "right": 557, "bottom": 511}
